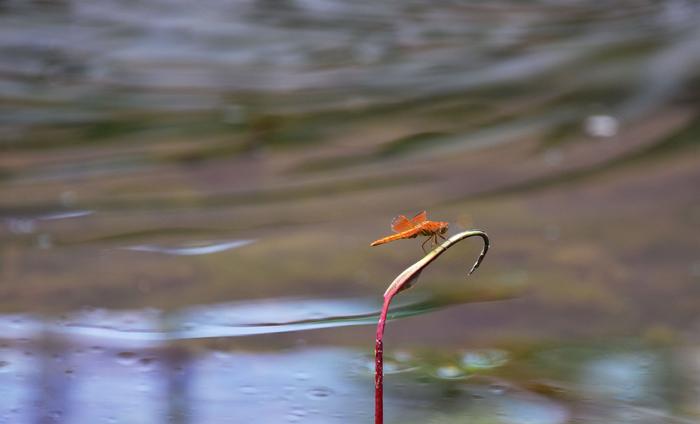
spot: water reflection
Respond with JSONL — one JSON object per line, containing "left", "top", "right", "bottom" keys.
{"left": 0, "top": 330, "right": 698, "bottom": 423}
{"left": 0, "top": 343, "right": 579, "bottom": 424}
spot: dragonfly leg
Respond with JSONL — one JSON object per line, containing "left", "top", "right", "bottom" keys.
{"left": 421, "top": 237, "right": 431, "bottom": 253}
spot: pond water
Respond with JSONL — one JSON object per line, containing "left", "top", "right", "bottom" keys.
{"left": 1, "top": 0, "right": 700, "bottom": 423}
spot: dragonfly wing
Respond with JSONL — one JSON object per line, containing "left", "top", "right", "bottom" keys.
{"left": 411, "top": 211, "right": 427, "bottom": 225}
{"left": 391, "top": 215, "right": 413, "bottom": 233}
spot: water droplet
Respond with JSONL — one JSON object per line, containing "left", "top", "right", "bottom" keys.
{"left": 307, "top": 387, "right": 333, "bottom": 399}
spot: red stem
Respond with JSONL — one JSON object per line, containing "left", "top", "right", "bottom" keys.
{"left": 374, "top": 291, "right": 393, "bottom": 424}
{"left": 373, "top": 230, "right": 489, "bottom": 424}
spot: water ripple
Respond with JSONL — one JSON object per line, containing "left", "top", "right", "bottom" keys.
{"left": 0, "top": 291, "right": 512, "bottom": 345}
{"left": 121, "top": 239, "right": 255, "bottom": 256}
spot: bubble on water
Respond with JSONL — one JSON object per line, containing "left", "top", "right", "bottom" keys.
{"left": 116, "top": 351, "right": 137, "bottom": 365}
{"left": 462, "top": 349, "right": 510, "bottom": 370}
{"left": 585, "top": 115, "right": 618, "bottom": 138}
{"left": 435, "top": 365, "right": 465, "bottom": 379}
{"left": 307, "top": 386, "right": 333, "bottom": 399}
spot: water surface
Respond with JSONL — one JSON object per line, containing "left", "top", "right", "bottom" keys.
{"left": 1, "top": 0, "right": 699, "bottom": 422}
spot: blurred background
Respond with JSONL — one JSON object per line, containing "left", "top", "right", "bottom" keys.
{"left": 1, "top": 0, "right": 700, "bottom": 423}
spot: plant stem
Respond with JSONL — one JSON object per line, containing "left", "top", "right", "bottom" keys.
{"left": 375, "top": 295, "right": 389, "bottom": 424}
{"left": 374, "top": 230, "right": 489, "bottom": 424}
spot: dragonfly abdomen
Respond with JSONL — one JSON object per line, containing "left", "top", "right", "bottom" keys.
{"left": 370, "top": 229, "right": 420, "bottom": 246}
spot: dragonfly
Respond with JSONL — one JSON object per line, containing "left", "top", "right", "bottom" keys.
{"left": 370, "top": 211, "right": 449, "bottom": 253}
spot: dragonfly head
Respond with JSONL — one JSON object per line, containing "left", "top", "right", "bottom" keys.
{"left": 440, "top": 223, "right": 449, "bottom": 234}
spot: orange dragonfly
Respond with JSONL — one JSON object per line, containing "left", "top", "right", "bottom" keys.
{"left": 370, "top": 211, "right": 449, "bottom": 252}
